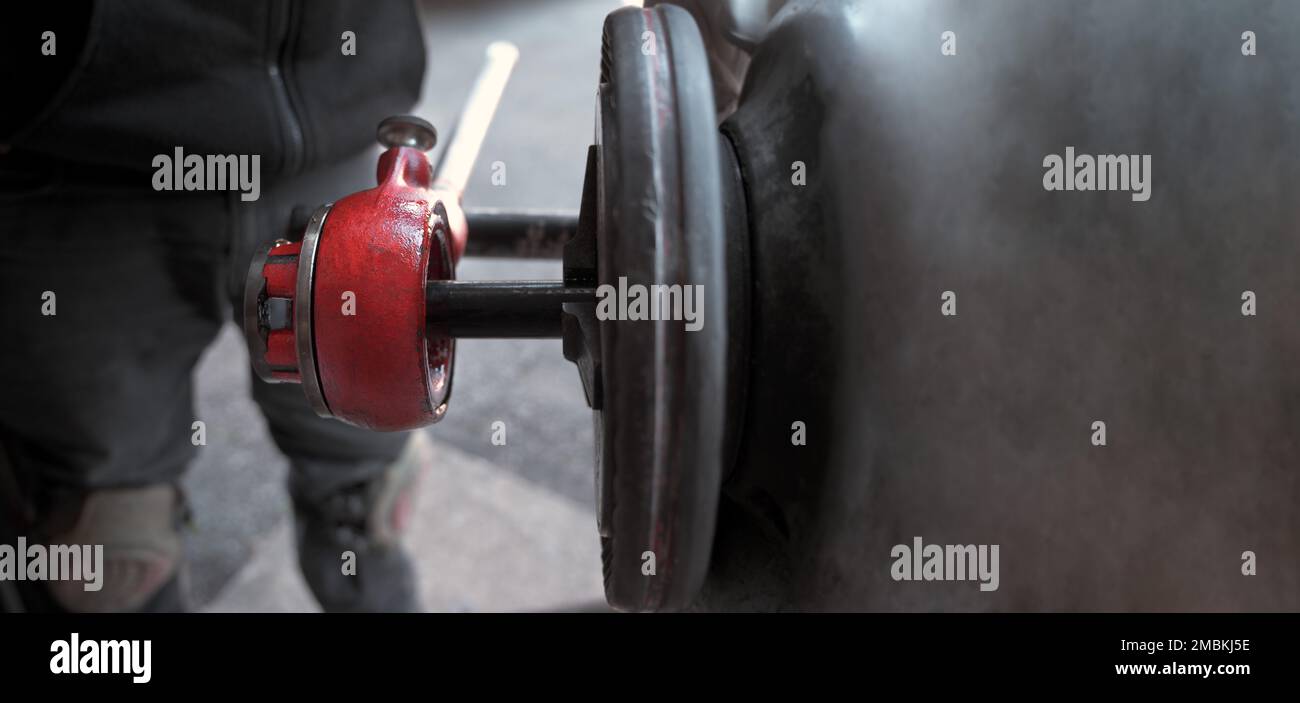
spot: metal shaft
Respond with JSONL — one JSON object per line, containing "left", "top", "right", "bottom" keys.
{"left": 432, "top": 42, "right": 520, "bottom": 197}
{"left": 426, "top": 280, "right": 594, "bottom": 338}
{"left": 463, "top": 208, "right": 577, "bottom": 259}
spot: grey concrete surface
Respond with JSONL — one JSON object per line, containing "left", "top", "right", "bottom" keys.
{"left": 203, "top": 437, "right": 605, "bottom": 612}
{"left": 183, "top": 0, "right": 625, "bottom": 609}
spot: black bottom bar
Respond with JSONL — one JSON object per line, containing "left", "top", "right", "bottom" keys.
{"left": 0, "top": 613, "right": 1289, "bottom": 691}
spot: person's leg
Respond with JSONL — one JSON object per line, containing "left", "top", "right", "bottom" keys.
{"left": 230, "top": 148, "right": 429, "bottom": 612}
{"left": 0, "top": 184, "right": 229, "bottom": 612}
{"left": 251, "top": 379, "right": 430, "bottom": 612}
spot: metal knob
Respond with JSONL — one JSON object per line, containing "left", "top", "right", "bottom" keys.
{"left": 377, "top": 115, "right": 438, "bottom": 152}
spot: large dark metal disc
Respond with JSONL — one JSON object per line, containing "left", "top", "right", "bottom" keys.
{"left": 594, "top": 4, "right": 729, "bottom": 611}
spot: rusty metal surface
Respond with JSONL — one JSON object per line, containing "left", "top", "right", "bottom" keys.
{"left": 592, "top": 5, "right": 731, "bottom": 612}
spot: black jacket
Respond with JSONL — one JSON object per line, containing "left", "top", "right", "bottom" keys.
{"left": 1, "top": 0, "right": 426, "bottom": 185}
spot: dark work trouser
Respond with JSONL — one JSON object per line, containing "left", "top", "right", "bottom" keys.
{"left": 0, "top": 149, "right": 411, "bottom": 597}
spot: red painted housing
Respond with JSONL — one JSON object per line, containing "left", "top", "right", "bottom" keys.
{"left": 309, "top": 145, "right": 459, "bottom": 430}
{"left": 262, "top": 240, "right": 303, "bottom": 382}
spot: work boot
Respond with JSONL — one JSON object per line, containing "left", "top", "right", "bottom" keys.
{"left": 43, "top": 484, "right": 189, "bottom": 613}
{"left": 291, "top": 432, "right": 431, "bottom": 612}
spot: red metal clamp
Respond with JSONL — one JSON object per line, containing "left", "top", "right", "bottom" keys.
{"left": 244, "top": 116, "right": 459, "bottom": 430}
{"left": 245, "top": 44, "right": 524, "bottom": 430}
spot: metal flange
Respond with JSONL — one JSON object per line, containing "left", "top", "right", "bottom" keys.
{"left": 589, "top": 4, "right": 739, "bottom": 612}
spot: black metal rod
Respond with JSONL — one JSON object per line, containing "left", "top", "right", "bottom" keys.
{"left": 462, "top": 208, "right": 578, "bottom": 259}
{"left": 426, "top": 280, "right": 594, "bottom": 338}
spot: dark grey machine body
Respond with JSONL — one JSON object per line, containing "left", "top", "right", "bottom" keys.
{"left": 702, "top": 0, "right": 1300, "bottom": 610}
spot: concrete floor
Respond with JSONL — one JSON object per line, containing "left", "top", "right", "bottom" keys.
{"left": 183, "top": 0, "right": 626, "bottom": 610}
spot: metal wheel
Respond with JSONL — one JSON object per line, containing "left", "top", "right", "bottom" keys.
{"left": 594, "top": 4, "right": 731, "bottom": 612}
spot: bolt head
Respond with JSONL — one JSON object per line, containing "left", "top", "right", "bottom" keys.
{"left": 377, "top": 115, "right": 438, "bottom": 151}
